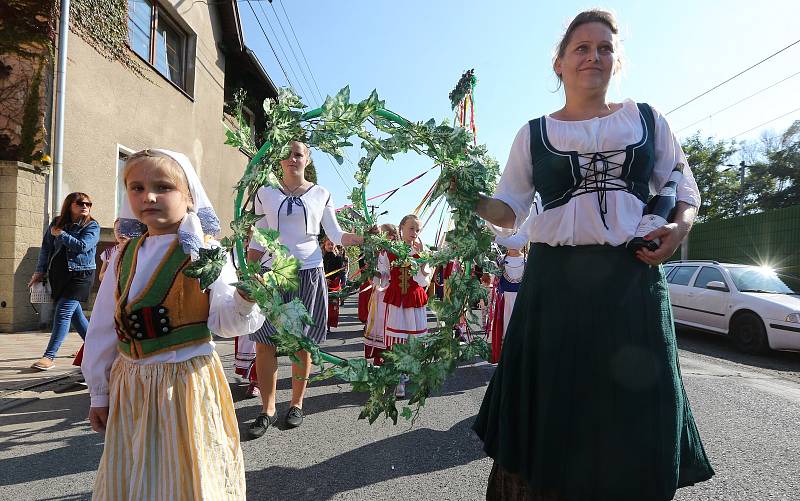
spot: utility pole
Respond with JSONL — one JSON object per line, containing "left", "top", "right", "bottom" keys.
{"left": 723, "top": 161, "right": 750, "bottom": 216}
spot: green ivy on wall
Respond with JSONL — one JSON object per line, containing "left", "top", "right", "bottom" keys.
{"left": 70, "top": 0, "right": 145, "bottom": 76}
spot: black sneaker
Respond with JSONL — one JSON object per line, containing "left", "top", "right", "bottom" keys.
{"left": 248, "top": 412, "right": 277, "bottom": 438}
{"left": 285, "top": 406, "right": 304, "bottom": 428}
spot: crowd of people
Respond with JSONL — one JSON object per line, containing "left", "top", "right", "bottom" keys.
{"left": 22, "top": 8, "right": 716, "bottom": 500}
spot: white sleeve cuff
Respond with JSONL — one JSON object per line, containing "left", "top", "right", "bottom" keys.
{"left": 234, "top": 289, "right": 262, "bottom": 316}
{"left": 90, "top": 393, "right": 109, "bottom": 408}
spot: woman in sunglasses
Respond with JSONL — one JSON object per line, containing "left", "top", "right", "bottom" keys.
{"left": 28, "top": 192, "right": 100, "bottom": 370}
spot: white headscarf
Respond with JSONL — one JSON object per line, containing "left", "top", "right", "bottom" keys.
{"left": 118, "top": 149, "right": 221, "bottom": 260}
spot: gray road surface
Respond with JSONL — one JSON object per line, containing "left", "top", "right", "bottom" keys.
{"left": 1, "top": 301, "right": 799, "bottom": 500}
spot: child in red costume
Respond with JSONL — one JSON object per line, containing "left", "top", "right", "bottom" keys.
{"left": 381, "top": 215, "right": 432, "bottom": 397}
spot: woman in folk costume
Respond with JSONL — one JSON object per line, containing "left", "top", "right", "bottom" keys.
{"left": 381, "top": 215, "right": 432, "bottom": 397}
{"left": 322, "top": 238, "right": 346, "bottom": 330}
{"left": 363, "top": 223, "right": 398, "bottom": 365}
{"left": 82, "top": 149, "right": 264, "bottom": 500}
{"left": 470, "top": 10, "right": 713, "bottom": 500}
{"left": 486, "top": 200, "right": 538, "bottom": 364}
{"left": 247, "top": 141, "right": 366, "bottom": 437}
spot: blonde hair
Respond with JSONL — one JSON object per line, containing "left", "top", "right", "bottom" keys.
{"left": 398, "top": 214, "right": 421, "bottom": 239}
{"left": 553, "top": 9, "right": 622, "bottom": 86}
{"left": 124, "top": 149, "right": 192, "bottom": 203}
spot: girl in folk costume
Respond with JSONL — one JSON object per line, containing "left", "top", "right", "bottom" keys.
{"left": 322, "top": 238, "right": 346, "bottom": 330}
{"left": 486, "top": 201, "right": 538, "bottom": 364}
{"left": 471, "top": 10, "right": 713, "bottom": 500}
{"left": 381, "top": 215, "right": 432, "bottom": 397}
{"left": 82, "top": 149, "right": 264, "bottom": 500}
{"left": 357, "top": 253, "right": 371, "bottom": 322}
{"left": 247, "top": 141, "right": 366, "bottom": 437}
{"left": 234, "top": 335, "right": 259, "bottom": 398}
{"left": 363, "top": 223, "right": 398, "bottom": 365}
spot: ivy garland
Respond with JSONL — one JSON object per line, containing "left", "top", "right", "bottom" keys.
{"left": 201, "top": 86, "right": 500, "bottom": 423}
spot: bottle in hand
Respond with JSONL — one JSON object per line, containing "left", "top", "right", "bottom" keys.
{"left": 627, "top": 162, "right": 684, "bottom": 252}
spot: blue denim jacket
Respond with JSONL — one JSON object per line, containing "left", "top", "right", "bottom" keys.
{"left": 35, "top": 219, "right": 100, "bottom": 273}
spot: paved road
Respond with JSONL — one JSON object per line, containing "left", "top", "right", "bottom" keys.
{"left": 1, "top": 302, "right": 799, "bottom": 500}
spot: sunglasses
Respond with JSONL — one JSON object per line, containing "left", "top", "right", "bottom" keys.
{"left": 74, "top": 201, "right": 93, "bottom": 208}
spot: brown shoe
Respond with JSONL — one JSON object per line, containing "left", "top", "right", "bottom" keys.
{"left": 31, "top": 357, "right": 54, "bottom": 371}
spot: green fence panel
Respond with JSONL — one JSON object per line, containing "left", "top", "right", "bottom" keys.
{"left": 685, "top": 205, "right": 800, "bottom": 282}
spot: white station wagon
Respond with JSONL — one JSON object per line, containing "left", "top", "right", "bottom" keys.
{"left": 663, "top": 260, "right": 800, "bottom": 354}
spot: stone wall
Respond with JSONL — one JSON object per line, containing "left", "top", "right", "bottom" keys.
{"left": 0, "top": 161, "right": 50, "bottom": 331}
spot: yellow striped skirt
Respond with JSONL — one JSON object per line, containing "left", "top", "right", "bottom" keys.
{"left": 93, "top": 352, "right": 245, "bottom": 500}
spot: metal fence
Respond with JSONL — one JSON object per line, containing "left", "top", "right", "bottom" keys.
{"left": 683, "top": 204, "right": 800, "bottom": 282}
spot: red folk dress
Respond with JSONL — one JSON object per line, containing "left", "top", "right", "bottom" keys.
{"left": 380, "top": 252, "right": 432, "bottom": 348}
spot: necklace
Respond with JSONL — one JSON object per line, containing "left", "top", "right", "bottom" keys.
{"left": 281, "top": 180, "right": 308, "bottom": 195}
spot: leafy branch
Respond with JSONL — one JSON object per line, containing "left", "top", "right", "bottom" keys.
{"left": 216, "top": 84, "right": 499, "bottom": 424}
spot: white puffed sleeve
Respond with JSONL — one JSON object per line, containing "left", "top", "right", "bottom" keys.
{"left": 413, "top": 263, "right": 433, "bottom": 288}
{"left": 491, "top": 124, "right": 537, "bottom": 236}
{"left": 377, "top": 251, "right": 390, "bottom": 275}
{"left": 650, "top": 107, "right": 701, "bottom": 208}
{"left": 207, "top": 253, "right": 265, "bottom": 337}
{"left": 249, "top": 187, "right": 268, "bottom": 253}
{"left": 82, "top": 250, "right": 121, "bottom": 408}
{"left": 494, "top": 195, "right": 540, "bottom": 250}
{"left": 320, "top": 194, "right": 345, "bottom": 246}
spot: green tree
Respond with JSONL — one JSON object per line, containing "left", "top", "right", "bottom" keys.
{"left": 681, "top": 134, "right": 739, "bottom": 222}
{"left": 760, "top": 120, "right": 800, "bottom": 209}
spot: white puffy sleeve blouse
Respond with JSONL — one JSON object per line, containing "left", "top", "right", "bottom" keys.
{"left": 492, "top": 99, "right": 701, "bottom": 247}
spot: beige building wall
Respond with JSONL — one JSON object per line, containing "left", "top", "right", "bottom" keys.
{"left": 59, "top": 1, "right": 247, "bottom": 234}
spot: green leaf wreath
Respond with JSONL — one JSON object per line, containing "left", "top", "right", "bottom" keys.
{"left": 214, "top": 84, "right": 500, "bottom": 423}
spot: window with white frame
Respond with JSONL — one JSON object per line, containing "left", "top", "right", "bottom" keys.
{"left": 127, "top": 0, "right": 192, "bottom": 92}
{"left": 116, "top": 146, "right": 134, "bottom": 217}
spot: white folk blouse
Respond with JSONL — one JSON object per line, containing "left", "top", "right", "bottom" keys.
{"left": 493, "top": 99, "right": 701, "bottom": 246}
{"left": 249, "top": 185, "right": 345, "bottom": 270}
{"left": 82, "top": 234, "right": 265, "bottom": 407}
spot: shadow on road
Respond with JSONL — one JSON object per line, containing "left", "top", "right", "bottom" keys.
{"left": 676, "top": 327, "right": 800, "bottom": 375}
{"left": 0, "top": 390, "right": 101, "bottom": 488}
{"left": 245, "top": 415, "right": 484, "bottom": 500}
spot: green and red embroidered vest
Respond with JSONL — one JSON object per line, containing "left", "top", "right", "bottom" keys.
{"left": 114, "top": 236, "right": 212, "bottom": 359}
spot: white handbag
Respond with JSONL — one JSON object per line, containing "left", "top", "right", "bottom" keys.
{"left": 30, "top": 281, "right": 52, "bottom": 304}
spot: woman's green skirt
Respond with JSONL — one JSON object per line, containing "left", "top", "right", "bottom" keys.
{"left": 473, "top": 244, "right": 714, "bottom": 501}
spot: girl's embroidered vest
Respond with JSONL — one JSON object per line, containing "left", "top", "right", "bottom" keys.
{"left": 529, "top": 103, "right": 656, "bottom": 228}
{"left": 114, "top": 236, "right": 212, "bottom": 359}
{"left": 383, "top": 253, "right": 428, "bottom": 308}
{"left": 498, "top": 256, "right": 526, "bottom": 294}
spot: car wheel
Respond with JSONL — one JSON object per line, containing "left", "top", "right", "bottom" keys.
{"left": 731, "top": 312, "right": 769, "bottom": 355}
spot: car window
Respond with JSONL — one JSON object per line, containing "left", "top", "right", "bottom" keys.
{"left": 668, "top": 266, "right": 698, "bottom": 286}
{"left": 693, "top": 266, "right": 727, "bottom": 289}
{"left": 663, "top": 265, "right": 674, "bottom": 277}
{"left": 726, "top": 266, "right": 797, "bottom": 294}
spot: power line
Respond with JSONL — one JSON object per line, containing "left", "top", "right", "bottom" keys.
{"left": 244, "top": 0, "right": 295, "bottom": 90}
{"left": 666, "top": 38, "right": 800, "bottom": 116}
{"left": 732, "top": 106, "right": 800, "bottom": 139}
{"left": 676, "top": 69, "right": 800, "bottom": 133}
{"left": 268, "top": 0, "right": 321, "bottom": 104}
{"left": 253, "top": 0, "right": 312, "bottom": 102}
{"left": 266, "top": 1, "right": 359, "bottom": 179}
{"left": 244, "top": 1, "right": 353, "bottom": 191}
{"left": 277, "top": 0, "right": 325, "bottom": 103}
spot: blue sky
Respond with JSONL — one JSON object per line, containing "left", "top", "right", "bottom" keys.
{"left": 239, "top": 0, "right": 800, "bottom": 242}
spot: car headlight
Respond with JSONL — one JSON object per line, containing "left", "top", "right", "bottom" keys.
{"left": 786, "top": 313, "right": 800, "bottom": 323}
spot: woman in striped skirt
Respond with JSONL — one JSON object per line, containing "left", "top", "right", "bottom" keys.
{"left": 469, "top": 9, "right": 713, "bottom": 500}
{"left": 247, "top": 141, "right": 367, "bottom": 437}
